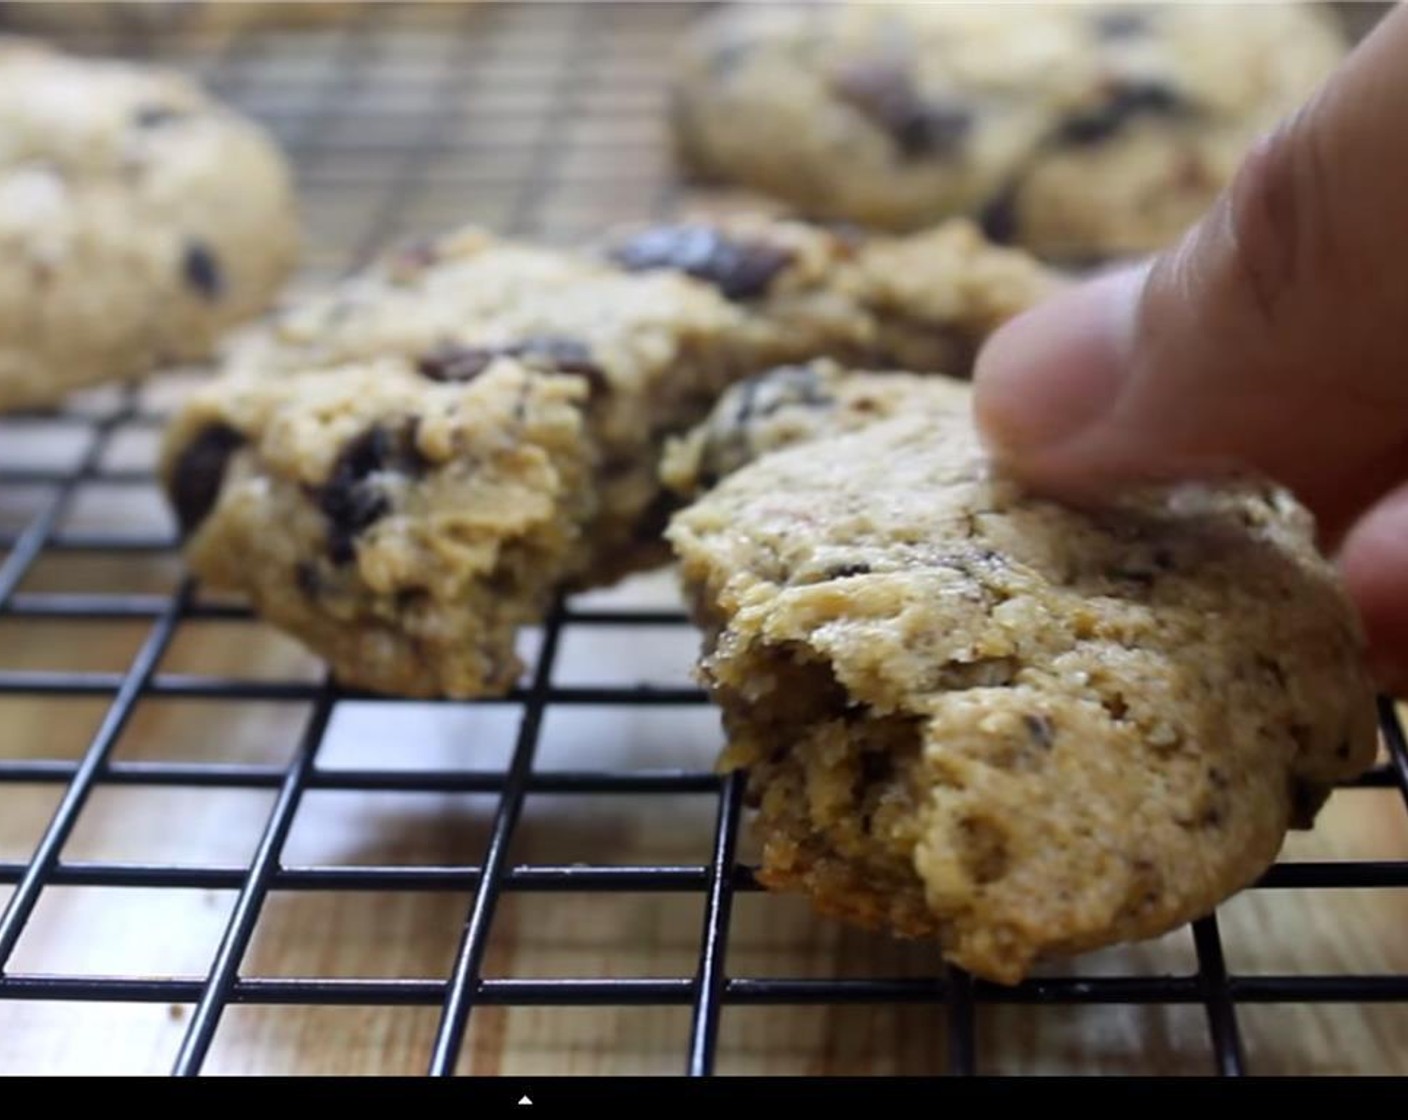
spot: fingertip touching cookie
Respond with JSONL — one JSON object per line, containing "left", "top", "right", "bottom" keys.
{"left": 667, "top": 367, "right": 1377, "bottom": 982}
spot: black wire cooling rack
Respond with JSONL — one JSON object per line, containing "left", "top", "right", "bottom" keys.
{"left": 0, "top": 0, "right": 1406, "bottom": 1078}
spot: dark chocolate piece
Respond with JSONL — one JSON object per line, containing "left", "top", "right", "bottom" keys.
{"left": 978, "top": 182, "right": 1021, "bottom": 246}
{"left": 1024, "top": 714, "right": 1056, "bottom": 750}
{"left": 317, "top": 422, "right": 427, "bottom": 565}
{"left": 182, "top": 240, "right": 223, "bottom": 300}
{"left": 134, "top": 103, "right": 186, "bottom": 127}
{"left": 295, "top": 561, "right": 323, "bottom": 598}
{"left": 1093, "top": 8, "right": 1151, "bottom": 39}
{"left": 170, "top": 423, "right": 244, "bottom": 537}
{"left": 733, "top": 364, "right": 834, "bottom": 426}
{"left": 416, "top": 344, "right": 496, "bottom": 383}
{"left": 513, "top": 336, "right": 610, "bottom": 398}
{"left": 831, "top": 59, "right": 972, "bottom": 159}
{"left": 417, "top": 336, "right": 609, "bottom": 397}
{"left": 1055, "top": 80, "right": 1190, "bottom": 147}
{"left": 610, "top": 225, "right": 794, "bottom": 300}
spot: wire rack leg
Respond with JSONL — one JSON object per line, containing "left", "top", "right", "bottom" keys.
{"left": 171, "top": 681, "right": 339, "bottom": 1075}
{"left": 686, "top": 769, "right": 744, "bottom": 1076}
{"left": 426, "top": 606, "right": 567, "bottom": 1076}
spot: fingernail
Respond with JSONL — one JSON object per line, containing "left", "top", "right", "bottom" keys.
{"left": 973, "top": 262, "right": 1149, "bottom": 461}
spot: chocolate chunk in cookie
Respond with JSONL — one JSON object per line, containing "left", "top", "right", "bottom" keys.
{"left": 416, "top": 344, "right": 496, "bottom": 383}
{"left": 1054, "top": 80, "right": 1191, "bottom": 147}
{"left": 170, "top": 423, "right": 244, "bottom": 536}
{"left": 417, "top": 336, "right": 608, "bottom": 397}
{"left": 1092, "top": 8, "right": 1151, "bottom": 40}
{"left": 318, "top": 423, "right": 427, "bottom": 564}
{"left": 977, "top": 185, "right": 1021, "bottom": 247}
{"left": 824, "top": 561, "right": 873, "bottom": 580}
{"left": 610, "top": 225, "right": 794, "bottom": 300}
{"left": 831, "top": 59, "right": 971, "bottom": 160}
{"left": 133, "top": 102, "right": 187, "bottom": 127}
{"left": 732, "top": 363, "right": 836, "bottom": 428}
{"left": 182, "top": 240, "right": 224, "bottom": 300}
{"left": 512, "top": 336, "right": 610, "bottom": 397}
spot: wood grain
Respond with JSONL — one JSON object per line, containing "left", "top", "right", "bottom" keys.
{"left": 0, "top": 0, "right": 1404, "bottom": 1078}
{"left": 2, "top": 547, "right": 1405, "bottom": 1076}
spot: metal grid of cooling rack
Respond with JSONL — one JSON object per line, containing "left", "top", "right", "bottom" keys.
{"left": 0, "top": 0, "right": 1405, "bottom": 1078}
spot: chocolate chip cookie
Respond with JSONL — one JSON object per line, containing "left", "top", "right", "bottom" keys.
{"left": 667, "top": 369, "right": 1377, "bottom": 983}
{"left": 166, "top": 357, "right": 592, "bottom": 698}
{"left": 672, "top": 3, "right": 1345, "bottom": 258}
{"left": 161, "top": 218, "right": 1054, "bottom": 697}
{"left": 0, "top": 38, "right": 298, "bottom": 410}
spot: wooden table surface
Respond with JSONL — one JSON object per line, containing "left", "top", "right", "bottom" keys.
{"left": 2, "top": 551, "right": 1405, "bottom": 1077}
{"left": 0, "top": 0, "right": 1404, "bottom": 1078}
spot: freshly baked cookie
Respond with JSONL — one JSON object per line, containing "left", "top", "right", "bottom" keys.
{"left": 672, "top": 3, "right": 1345, "bottom": 258}
{"left": 162, "top": 218, "right": 1054, "bottom": 697}
{"left": 0, "top": 38, "right": 298, "bottom": 410}
{"left": 667, "top": 371, "right": 1376, "bottom": 983}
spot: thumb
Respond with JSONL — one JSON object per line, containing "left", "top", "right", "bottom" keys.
{"left": 973, "top": 1, "right": 1408, "bottom": 547}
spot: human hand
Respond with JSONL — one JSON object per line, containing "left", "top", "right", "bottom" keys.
{"left": 973, "top": 3, "right": 1408, "bottom": 693}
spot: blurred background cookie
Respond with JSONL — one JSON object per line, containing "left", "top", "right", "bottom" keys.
{"left": 0, "top": 37, "right": 298, "bottom": 410}
{"left": 672, "top": 2, "right": 1346, "bottom": 260}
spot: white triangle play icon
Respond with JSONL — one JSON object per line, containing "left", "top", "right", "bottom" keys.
{"left": 517, "top": 1097, "right": 532, "bottom": 1106}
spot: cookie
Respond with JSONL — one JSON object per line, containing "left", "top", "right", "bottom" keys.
{"left": 165, "top": 357, "right": 593, "bottom": 698}
{"left": 672, "top": 3, "right": 1344, "bottom": 258}
{"left": 0, "top": 38, "right": 298, "bottom": 410}
{"left": 667, "top": 370, "right": 1376, "bottom": 983}
{"left": 161, "top": 218, "right": 1055, "bottom": 697}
